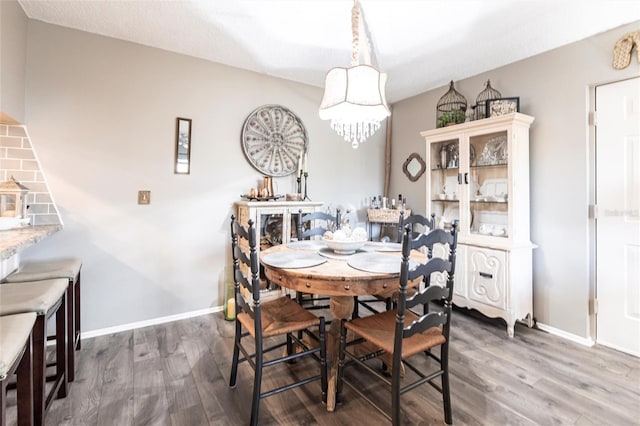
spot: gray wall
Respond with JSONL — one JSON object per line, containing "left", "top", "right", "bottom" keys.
{"left": 391, "top": 21, "right": 640, "bottom": 340}
{"left": 0, "top": 0, "right": 28, "bottom": 122}
{"left": 17, "top": 20, "right": 385, "bottom": 332}
{"left": 5, "top": 0, "right": 639, "bottom": 339}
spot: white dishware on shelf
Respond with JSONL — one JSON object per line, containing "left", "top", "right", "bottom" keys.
{"left": 479, "top": 178, "right": 508, "bottom": 199}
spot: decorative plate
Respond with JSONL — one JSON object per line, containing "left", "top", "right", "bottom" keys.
{"left": 477, "top": 135, "right": 508, "bottom": 166}
{"left": 241, "top": 105, "right": 308, "bottom": 176}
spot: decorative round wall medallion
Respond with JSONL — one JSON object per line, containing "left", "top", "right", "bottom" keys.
{"left": 241, "top": 105, "right": 308, "bottom": 176}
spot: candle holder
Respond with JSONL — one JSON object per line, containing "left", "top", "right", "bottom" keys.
{"left": 296, "top": 175, "right": 302, "bottom": 196}
{"left": 303, "top": 172, "right": 311, "bottom": 200}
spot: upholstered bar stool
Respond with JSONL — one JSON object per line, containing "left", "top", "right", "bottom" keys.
{"left": 0, "top": 279, "right": 68, "bottom": 426}
{"left": 3, "top": 258, "right": 82, "bottom": 382}
{"left": 0, "top": 312, "right": 36, "bottom": 426}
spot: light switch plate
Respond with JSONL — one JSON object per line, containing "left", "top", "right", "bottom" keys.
{"left": 138, "top": 190, "right": 151, "bottom": 205}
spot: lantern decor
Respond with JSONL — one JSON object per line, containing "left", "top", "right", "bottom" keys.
{"left": 475, "top": 80, "right": 502, "bottom": 120}
{"left": 436, "top": 81, "right": 467, "bottom": 128}
{"left": 0, "top": 176, "right": 30, "bottom": 230}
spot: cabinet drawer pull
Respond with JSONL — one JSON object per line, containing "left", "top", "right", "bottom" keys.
{"left": 306, "top": 282, "right": 311, "bottom": 288}
{"left": 479, "top": 272, "right": 493, "bottom": 279}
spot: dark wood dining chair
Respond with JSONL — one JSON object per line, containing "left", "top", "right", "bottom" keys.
{"left": 228, "top": 215, "right": 328, "bottom": 426}
{"left": 296, "top": 208, "right": 341, "bottom": 240}
{"left": 337, "top": 221, "right": 459, "bottom": 425}
{"left": 295, "top": 208, "right": 341, "bottom": 311}
{"left": 396, "top": 211, "right": 436, "bottom": 243}
{"left": 354, "top": 211, "right": 438, "bottom": 318}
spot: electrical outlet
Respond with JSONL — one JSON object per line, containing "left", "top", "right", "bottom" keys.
{"left": 138, "top": 190, "right": 151, "bottom": 205}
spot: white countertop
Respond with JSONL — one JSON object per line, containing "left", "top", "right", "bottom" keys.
{"left": 0, "top": 225, "right": 62, "bottom": 260}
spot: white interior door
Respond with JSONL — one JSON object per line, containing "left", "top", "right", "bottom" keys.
{"left": 596, "top": 77, "right": 640, "bottom": 357}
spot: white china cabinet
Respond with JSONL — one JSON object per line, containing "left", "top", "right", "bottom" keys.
{"left": 234, "top": 200, "right": 324, "bottom": 301}
{"left": 420, "top": 112, "right": 535, "bottom": 337}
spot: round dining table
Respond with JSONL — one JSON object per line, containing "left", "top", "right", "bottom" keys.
{"left": 259, "top": 240, "right": 427, "bottom": 412}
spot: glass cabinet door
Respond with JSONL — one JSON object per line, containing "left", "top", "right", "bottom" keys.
{"left": 467, "top": 130, "right": 509, "bottom": 239}
{"left": 429, "top": 137, "right": 461, "bottom": 230}
{"left": 259, "top": 213, "right": 284, "bottom": 250}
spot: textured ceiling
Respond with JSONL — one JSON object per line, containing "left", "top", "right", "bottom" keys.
{"left": 18, "top": 0, "right": 640, "bottom": 102}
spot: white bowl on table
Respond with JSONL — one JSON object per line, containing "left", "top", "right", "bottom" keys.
{"left": 323, "top": 238, "right": 368, "bottom": 255}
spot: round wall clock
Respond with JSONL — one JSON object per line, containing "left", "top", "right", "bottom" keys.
{"left": 241, "top": 105, "right": 308, "bottom": 176}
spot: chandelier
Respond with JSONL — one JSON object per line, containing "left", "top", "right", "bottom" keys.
{"left": 319, "top": 0, "right": 390, "bottom": 149}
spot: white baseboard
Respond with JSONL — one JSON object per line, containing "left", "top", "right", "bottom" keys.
{"left": 81, "top": 306, "right": 222, "bottom": 340}
{"left": 535, "top": 322, "right": 595, "bottom": 347}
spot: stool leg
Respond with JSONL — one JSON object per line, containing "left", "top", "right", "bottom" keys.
{"left": 75, "top": 272, "right": 81, "bottom": 350}
{"left": 66, "top": 282, "right": 75, "bottom": 383}
{"left": 32, "top": 316, "right": 46, "bottom": 426}
{"left": 1, "top": 379, "right": 6, "bottom": 426}
{"left": 16, "top": 335, "right": 34, "bottom": 426}
{"left": 56, "top": 295, "right": 68, "bottom": 399}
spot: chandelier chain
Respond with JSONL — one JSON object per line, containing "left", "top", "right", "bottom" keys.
{"left": 351, "top": 1, "right": 360, "bottom": 66}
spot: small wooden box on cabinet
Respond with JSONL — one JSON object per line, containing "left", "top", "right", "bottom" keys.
{"left": 421, "top": 112, "right": 535, "bottom": 337}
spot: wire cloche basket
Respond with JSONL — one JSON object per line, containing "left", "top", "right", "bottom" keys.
{"left": 436, "top": 81, "right": 467, "bottom": 128}
{"left": 475, "top": 80, "right": 502, "bottom": 120}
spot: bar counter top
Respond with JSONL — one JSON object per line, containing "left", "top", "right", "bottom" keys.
{"left": 0, "top": 225, "right": 62, "bottom": 260}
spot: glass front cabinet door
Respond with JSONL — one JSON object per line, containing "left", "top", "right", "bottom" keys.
{"left": 421, "top": 112, "right": 535, "bottom": 337}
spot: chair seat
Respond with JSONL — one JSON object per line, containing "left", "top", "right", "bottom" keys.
{"left": 0, "top": 279, "right": 69, "bottom": 316}
{"left": 238, "top": 296, "right": 321, "bottom": 338}
{"left": 345, "top": 309, "right": 446, "bottom": 359}
{"left": 0, "top": 312, "right": 37, "bottom": 380}
{"left": 3, "top": 258, "right": 82, "bottom": 283}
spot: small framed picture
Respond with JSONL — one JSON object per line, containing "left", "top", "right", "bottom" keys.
{"left": 486, "top": 97, "right": 520, "bottom": 117}
{"left": 175, "top": 117, "right": 192, "bottom": 174}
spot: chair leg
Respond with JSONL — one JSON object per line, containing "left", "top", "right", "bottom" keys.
{"left": 75, "top": 272, "right": 81, "bottom": 350}
{"left": 16, "top": 335, "right": 33, "bottom": 426}
{"left": 0, "top": 380, "right": 5, "bottom": 426}
{"left": 352, "top": 296, "right": 360, "bottom": 319}
{"left": 441, "top": 345, "right": 452, "bottom": 425}
{"left": 32, "top": 315, "right": 46, "bottom": 426}
{"left": 229, "top": 321, "right": 241, "bottom": 388}
{"left": 319, "top": 317, "right": 327, "bottom": 404}
{"left": 250, "top": 344, "right": 263, "bottom": 426}
{"left": 391, "top": 350, "right": 402, "bottom": 425}
{"left": 66, "top": 282, "right": 75, "bottom": 383}
{"left": 56, "top": 295, "right": 68, "bottom": 399}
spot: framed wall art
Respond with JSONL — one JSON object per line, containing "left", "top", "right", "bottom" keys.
{"left": 486, "top": 97, "right": 520, "bottom": 117}
{"left": 175, "top": 117, "right": 192, "bottom": 174}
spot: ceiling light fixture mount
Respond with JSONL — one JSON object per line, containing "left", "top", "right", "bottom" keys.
{"left": 319, "top": 0, "right": 390, "bottom": 149}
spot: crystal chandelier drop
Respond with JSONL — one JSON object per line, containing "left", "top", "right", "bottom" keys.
{"left": 319, "top": 0, "right": 390, "bottom": 149}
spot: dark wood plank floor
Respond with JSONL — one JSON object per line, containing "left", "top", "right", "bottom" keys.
{"left": 5, "top": 306, "right": 640, "bottom": 425}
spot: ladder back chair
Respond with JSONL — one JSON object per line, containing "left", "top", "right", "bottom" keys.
{"left": 354, "top": 212, "right": 437, "bottom": 318}
{"left": 229, "top": 215, "right": 328, "bottom": 426}
{"left": 295, "top": 208, "right": 340, "bottom": 310}
{"left": 337, "top": 222, "right": 459, "bottom": 425}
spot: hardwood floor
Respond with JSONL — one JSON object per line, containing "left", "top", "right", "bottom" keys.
{"left": 5, "top": 306, "right": 639, "bottom": 425}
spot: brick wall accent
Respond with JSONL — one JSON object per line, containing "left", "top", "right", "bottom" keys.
{"left": 0, "top": 124, "right": 62, "bottom": 225}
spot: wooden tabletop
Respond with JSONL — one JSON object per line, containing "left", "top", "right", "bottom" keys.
{"left": 260, "top": 243, "right": 426, "bottom": 298}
